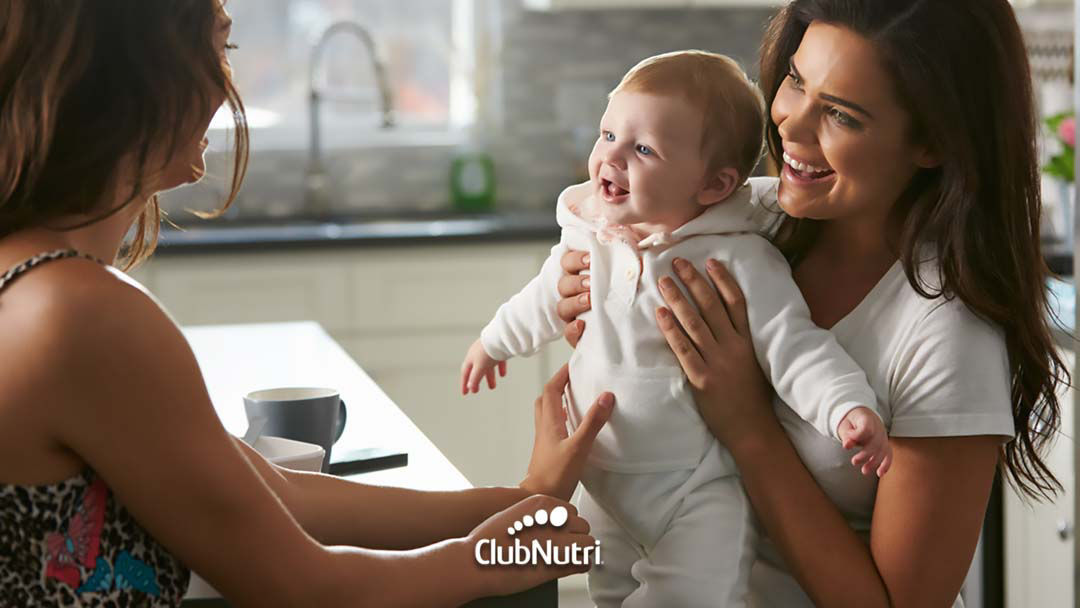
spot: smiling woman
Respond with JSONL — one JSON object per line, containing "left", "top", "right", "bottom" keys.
{"left": 759, "top": 3, "right": 1065, "bottom": 505}
{"left": 552, "top": 1, "right": 1066, "bottom": 607}
{"left": 766, "top": 23, "right": 939, "bottom": 239}
{"left": 750, "top": 1, "right": 1063, "bottom": 604}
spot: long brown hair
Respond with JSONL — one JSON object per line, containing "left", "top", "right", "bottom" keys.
{"left": 0, "top": 0, "right": 249, "bottom": 269}
{"left": 760, "top": 0, "right": 1067, "bottom": 501}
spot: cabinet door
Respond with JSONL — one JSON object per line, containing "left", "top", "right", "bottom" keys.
{"left": 346, "top": 244, "right": 549, "bottom": 332}
{"left": 333, "top": 331, "right": 542, "bottom": 487}
{"left": 1005, "top": 348, "right": 1074, "bottom": 607}
{"left": 145, "top": 252, "right": 350, "bottom": 331}
{"left": 337, "top": 242, "right": 557, "bottom": 486}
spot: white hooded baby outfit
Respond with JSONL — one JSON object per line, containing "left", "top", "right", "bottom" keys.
{"left": 480, "top": 179, "right": 881, "bottom": 607}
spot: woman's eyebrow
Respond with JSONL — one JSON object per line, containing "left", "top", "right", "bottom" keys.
{"left": 220, "top": 17, "right": 234, "bottom": 32}
{"left": 790, "top": 58, "right": 875, "bottom": 120}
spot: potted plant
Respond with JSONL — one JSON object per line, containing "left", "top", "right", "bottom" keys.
{"left": 1043, "top": 111, "right": 1075, "bottom": 246}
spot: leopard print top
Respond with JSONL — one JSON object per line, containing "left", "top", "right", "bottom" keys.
{"left": 0, "top": 251, "right": 190, "bottom": 606}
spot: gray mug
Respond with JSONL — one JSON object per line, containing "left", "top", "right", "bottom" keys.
{"left": 244, "top": 387, "right": 347, "bottom": 472}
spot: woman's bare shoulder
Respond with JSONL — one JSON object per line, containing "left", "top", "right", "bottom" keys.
{"left": 0, "top": 259, "right": 181, "bottom": 377}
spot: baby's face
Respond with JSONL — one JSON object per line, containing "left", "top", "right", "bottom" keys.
{"left": 588, "top": 91, "right": 711, "bottom": 232}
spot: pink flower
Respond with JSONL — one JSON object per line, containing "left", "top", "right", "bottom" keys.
{"left": 1059, "top": 117, "right": 1075, "bottom": 148}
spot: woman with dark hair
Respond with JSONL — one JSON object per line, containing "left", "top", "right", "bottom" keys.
{"left": 0, "top": 1, "right": 611, "bottom": 605}
{"left": 556, "top": 1, "right": 1066, "bottom": 605}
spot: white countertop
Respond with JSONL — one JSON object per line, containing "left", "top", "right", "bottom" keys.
{"left": 182, "top": 321, "right": 470, "bottom": 491}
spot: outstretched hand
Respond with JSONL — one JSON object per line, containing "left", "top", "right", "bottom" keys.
{"left": 520, "top": 364, "right": 613, "bottom": 501}
{"left": 460, "top": 338, "right": 507, "bottom": 395}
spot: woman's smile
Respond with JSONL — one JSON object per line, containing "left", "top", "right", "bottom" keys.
{"left": 780, "top": 149, "right": 837, "bottom": 188}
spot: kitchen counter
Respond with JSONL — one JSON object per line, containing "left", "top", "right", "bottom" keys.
{"left": 158, "top": 210, "right": 560, "bottom": 254}
{"left": 180, "top": 321, "right": 555, "bottom": 607}
{"left": 183, "top": 320, "right": 470, "bottom": 490}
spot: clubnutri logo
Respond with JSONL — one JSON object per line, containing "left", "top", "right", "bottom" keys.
{"left": 474, "top": 506, "right": 602, "bottom": 566}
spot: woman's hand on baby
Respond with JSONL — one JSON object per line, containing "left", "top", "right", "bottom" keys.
{"left": 461, "top": 338, "right": 507, "bottom": 395}
{"left": 837, "top": 406, "right": 892, "bottom": 477}
{"left": 520, "top": 364, "right": 613, "bottom": 501}
{"left": 557, "top": 249, "right": 592, "bottom": 348}
{"left": 465, "top": 494, "right": 596, "bottom": 597}
{"left": 654, "top": 258, "right": 775, "bottom": 451}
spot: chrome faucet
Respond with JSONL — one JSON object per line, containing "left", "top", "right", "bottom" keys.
{"left": 305, "top": 20, "right": 395, "bottom": 215}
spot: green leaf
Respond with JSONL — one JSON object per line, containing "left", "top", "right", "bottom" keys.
{"left": 1045, "top": 111, "right": 1073, "bottom": 132}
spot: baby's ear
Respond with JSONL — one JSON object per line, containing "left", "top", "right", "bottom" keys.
{"left": 697, "top": 167, "right": 740, "bottom": 207}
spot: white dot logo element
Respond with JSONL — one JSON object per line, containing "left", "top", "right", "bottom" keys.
{"left": 503, "top": 507, "right": 571, "bottom": 538}
{"left": 550, "top": 506, "right": 569, "bottom": 528}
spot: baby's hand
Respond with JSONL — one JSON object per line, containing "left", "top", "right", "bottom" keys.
{"left": 460, "top": 338, "right": 507, "bottom": 395}
{"left": 837, "top": 406, "right": 892, "bottom": 477}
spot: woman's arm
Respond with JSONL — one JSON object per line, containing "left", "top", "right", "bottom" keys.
{"left": 729, "top": 417, "right": 997, "bottom": 607}
{"left": 233, "top": 364, "right": 613, "bottom": 550}
{"left": 36, "top": 273, "right": 595, "bottom": 606}
{"left": 232, "top": 439, "right": 524, "bottom": 549}
{"left": 651, "top": 258, "right": 999, "bottom": 608}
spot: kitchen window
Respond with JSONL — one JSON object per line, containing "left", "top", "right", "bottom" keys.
{"left": 212, "top": 0, "right": 486, "bottom": 149}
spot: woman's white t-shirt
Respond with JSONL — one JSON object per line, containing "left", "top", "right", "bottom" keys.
{"left": 744, "top": 178, "right": 1017, "bottom": 608}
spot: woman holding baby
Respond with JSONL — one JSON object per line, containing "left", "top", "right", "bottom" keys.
{"left": 552, "top": 1, "right": 1065, "bottom": 606}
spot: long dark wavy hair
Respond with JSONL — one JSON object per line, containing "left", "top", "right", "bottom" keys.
{"left": 760, "top": 0, "right": 1067, "bottom": 500}
{"left": 0, "top": 0, "right": 248, "bottom": 268}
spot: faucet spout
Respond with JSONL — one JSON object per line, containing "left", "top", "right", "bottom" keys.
{"left": 305, "top": 20, "right": 395, "bottom": 214}
{"left": 309, "top": 21, "right": 394, "bottom": 128}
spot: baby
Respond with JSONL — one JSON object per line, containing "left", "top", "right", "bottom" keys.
{"left": 460, "top": 51, "right": 889, "bottom": 607}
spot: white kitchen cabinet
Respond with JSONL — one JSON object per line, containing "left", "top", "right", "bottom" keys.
{"left": 344, "top": 244, "right": 543, "bottom": 332}
{"left": 140, "top": 242, "right": 557, "bottom": 487}
{"left": 523, "top": 0, "right": 783, "bottom": 10}
{"left": 334, "top": 330, "right": 539, "bottom": 487}
{"left": 1005, "top": 347, "right": 1074, "bottom": 607}
{"left": 147, "top": 251, "right": 351, "bottom": 331}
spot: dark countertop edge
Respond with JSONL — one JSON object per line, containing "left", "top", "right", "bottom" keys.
{"left": 154, "top": 220, "right": 1077, "bottom": 279}
{"left": 1044, "top": 247, "right": 1072, "bottom": 277}
{"left": 154, "top": 224, "right": 561, "bottom": 255}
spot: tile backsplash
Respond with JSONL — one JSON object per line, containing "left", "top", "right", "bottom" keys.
{"left": 492, "top": 2, "right": 774, "bottom": 206}
{"left": 162, "top": 1, "right": 776, "bottom": 222}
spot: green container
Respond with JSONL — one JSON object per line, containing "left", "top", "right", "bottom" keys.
{"left": 450, "top": 151, "right": 496, "bottom": 212}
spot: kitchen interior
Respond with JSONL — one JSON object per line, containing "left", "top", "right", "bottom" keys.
{"left": 144, "top": 0, "right": 1077, "bottom": 606}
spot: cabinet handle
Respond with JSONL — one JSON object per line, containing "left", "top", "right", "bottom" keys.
{"left": 1058, "top": 520, "right": 1073, "bottom": 541}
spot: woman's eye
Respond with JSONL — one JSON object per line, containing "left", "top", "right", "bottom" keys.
{"left": 786, "top": 70, "right": 803, "bottom": 90}
{"left": 225, "top": 42, "right": 239, "bottom": 51}
{"left": 602, "top": 131, "right": 615, "bottom": 142}
{"left": 826, "top": 107, "right": 860, "bottom": 129}
{"left": 635, "top": 144, "right": 653, "bottom": 156}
